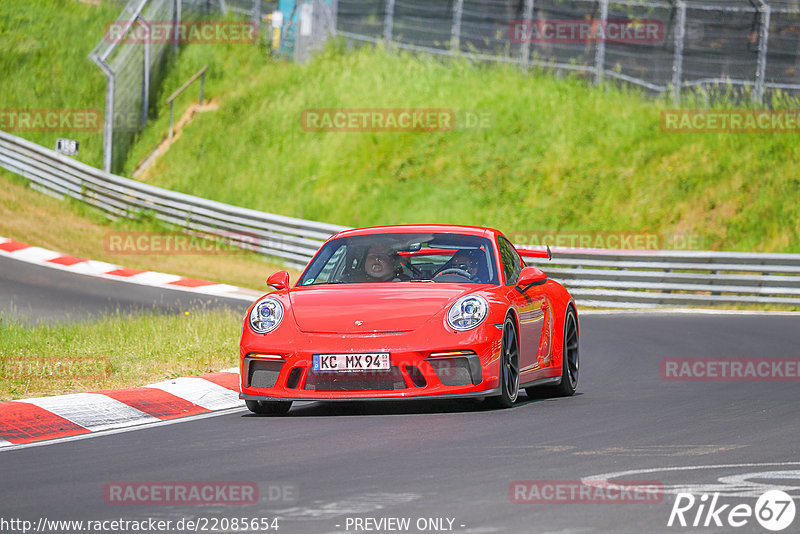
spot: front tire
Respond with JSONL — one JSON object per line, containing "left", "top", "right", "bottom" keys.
{"left": 487, "top": 316, "right": 520, "bottom": 409}
{"left": 245, "top": 399, "right": 292, "bottom": 415}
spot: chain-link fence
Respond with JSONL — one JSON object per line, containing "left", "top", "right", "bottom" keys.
{"left": 92, "top": 0, "right": 800, "bottom": 174}
{"left": 219, "top": 0, "right": 278, "bottom": 32}
{"left": 90, "top": 0, "right": 177, "bottom": 173}
{"left": 89, "top": 0, "right": 277, "bottom": 174}
{"left": 336, "top": 0, "right": 800, "bottom": 103}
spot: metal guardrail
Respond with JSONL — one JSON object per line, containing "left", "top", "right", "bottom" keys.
{"left": 518, "top": 248, "right": 800, "bottom": 308}
{"left": 0, "top": 130, "right": 345, "bottom": 271}
{"left": 1, "top": 129, "right": 799, "bottom": 308}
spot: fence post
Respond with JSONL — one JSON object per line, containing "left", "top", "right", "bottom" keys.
{"left": 142, "top": 21, "right": 150, "bottom": 126}
{"left": 103, "top": 73, "right": 115, "bottom": 174}
{"left": 90, "top": 55, "right": 115, "bottom": 174}
{"left": 384, "top": 0, "right": 395, "bottom": 47}
{"left": 754, "top": 0, "right": 770, "bottom": 104}
{"left": 520, "top": 0, "right": 534, "bottom": 68}
{"left": 594, "top": 0, "right": 608, "bottom": 85}
{"left": 450, "top": 0, "right": 463, "bottom": 54}
{"left": 671, "top": 0, "right": 686, "bottom": 105}
{"left": 169, "top": 102, "right": 174, "bottom": 141}
{"left": 253, "top": 0, "right": 261, "bottom": 35}
{"left": 331, "top": 0, "right": 339, "bottom": 36}
{"left": 173, "top": 0, "right": 181, "bottom": 55}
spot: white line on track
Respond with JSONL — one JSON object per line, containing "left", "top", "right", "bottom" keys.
{"left": 583, "top": 462, "right": 800, "bottom": 498}
{"left": 0, "top": 242, "right": 259, "bottom": 302}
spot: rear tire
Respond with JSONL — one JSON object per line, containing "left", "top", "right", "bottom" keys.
{"left": 245, "top": 399, "right": 292, "bottom": 415}
{"left": 525, "top": 306, "right": 579, "bottom": 398}
{"left": 552, "top": 306, "right": 579, "bottom": 396}
{"left": 487, "top": 316, "right": 520, "bottom": 409}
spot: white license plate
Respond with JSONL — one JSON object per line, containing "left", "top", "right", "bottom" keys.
{"left": 312, "top": 353, "right": 390, "bottom": 372}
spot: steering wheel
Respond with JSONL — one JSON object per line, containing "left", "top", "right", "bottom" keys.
{"left": 433, "top": 268, "right": 473, "bottom": 281}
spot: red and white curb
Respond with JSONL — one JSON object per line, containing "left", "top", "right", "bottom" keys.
{"left": 0, "top": 368, "right": 243, "bottom": 447}
{"left": 0, "top": 236, "right": 261, "bottom": 301}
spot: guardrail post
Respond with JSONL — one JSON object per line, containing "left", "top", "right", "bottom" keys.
{"left": 384, "top": 0, "right": 395, "bottom": 48}
{"left": 754, "top": 0, "right": 770, "bottom": 104}
{"left": 671, "top": 0, "right": 686, "bottom": 105}
{"left": 594, "top": 0, "right": 609, "bottom": 85}
{"left": 450, "top": 0, "right": 463, "bottom": 54}
{"left": 520, "top": 0, "right": 534, "bottom": 68}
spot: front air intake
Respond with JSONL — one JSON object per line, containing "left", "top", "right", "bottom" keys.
{"left": 248, "top": 360, "right": 282, "bottom": 389}
{"left": 304, "top": 366, "right": 407, "bottom": 391}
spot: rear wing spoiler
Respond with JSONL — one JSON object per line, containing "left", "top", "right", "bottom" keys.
{"left": 517, "top": 246, "right": 552, "bottom": 261}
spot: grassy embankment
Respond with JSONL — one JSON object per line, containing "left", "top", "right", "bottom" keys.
{"left": 0, "top": 0, "right": 295, "bottom": 287}
{"left": 129, "top": 44, "right": 800, "bottom": 253}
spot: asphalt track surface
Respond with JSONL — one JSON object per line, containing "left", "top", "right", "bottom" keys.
{"left": 0, "top": 255, "right": 249, "bottom": 323}
{"left": 2, "top": 259, "right": 800, "bottom": 533}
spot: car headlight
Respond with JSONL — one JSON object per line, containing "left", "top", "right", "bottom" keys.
{"left": 447, "top": 295, "right": 488, "bottom": 331}
{"left": 249, "top": 297, "right": 284, "bottom": 334}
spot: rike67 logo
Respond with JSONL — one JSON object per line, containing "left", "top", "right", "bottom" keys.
{"left": 585, "top": 463, "right": 800, "bottom": 532}
{"left": 668, "top": 490, "right": 796, "bottom": 531}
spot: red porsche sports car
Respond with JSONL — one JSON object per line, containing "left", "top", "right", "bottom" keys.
{"left": 239, "top": 225, "right": 579, "bottom": 414}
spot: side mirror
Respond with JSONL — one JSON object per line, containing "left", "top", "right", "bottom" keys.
{"left": 267, "top": 271, "right": 290, "bottom": 291}
{"left": 517, "top": 266, "right": 547, "bottom": 289}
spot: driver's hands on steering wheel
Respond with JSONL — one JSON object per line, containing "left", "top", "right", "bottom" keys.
{"left": 433, "top": 267, "right": 476, "bottom": 281}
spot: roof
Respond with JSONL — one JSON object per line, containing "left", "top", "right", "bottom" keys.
{"left": 330, "top": 224, "right": 503, "bottom": 240}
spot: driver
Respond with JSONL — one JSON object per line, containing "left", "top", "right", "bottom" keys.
{"left": 353, "top": 243, "right": 410, "bottom": 282}
{"left": 446, "top": 250, "right": 483, "bottom": 282}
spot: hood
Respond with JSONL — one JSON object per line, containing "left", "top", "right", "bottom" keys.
{"left": 288, "top": 284, "right": 476, "bottom": 333}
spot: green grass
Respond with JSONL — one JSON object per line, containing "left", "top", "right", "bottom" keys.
{"left": 0, "top": 308, "right": 241, "bottom": 401}
{"left": 4, "top": 2, "right": 797, "bottom": 252}
{"left": 124, "top": 43, "right": 800, "bottom": 253}
{"left": 0, "top": 0, "right": 120, "bottom": 168}
{"left": 0, "top": 0, "right": 264, "bottom": 172}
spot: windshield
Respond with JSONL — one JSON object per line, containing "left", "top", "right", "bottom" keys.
{"left": 297, "top": 232, "right": 499, "bottom": 285}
